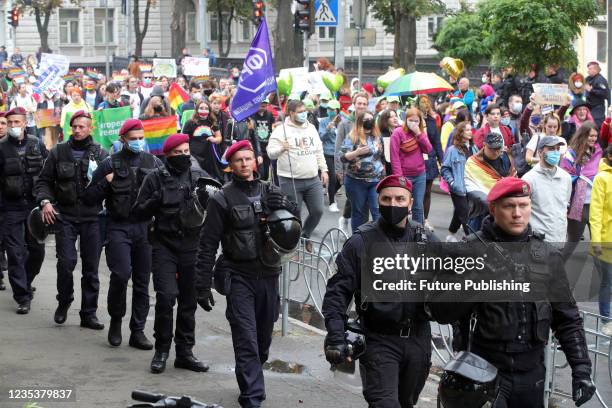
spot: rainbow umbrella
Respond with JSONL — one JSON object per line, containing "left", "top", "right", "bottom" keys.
{"left": 384, "top": 71, "right": 453, "bottom": 96}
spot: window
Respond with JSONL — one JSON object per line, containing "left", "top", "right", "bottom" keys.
{"left": 59, "top": 9, "right": 80, "bottom": 45}
{"left": 597, "top": 30, "right": 607, "bottom": 63}
{"left": 186, "top": 12, "right": 197, "bottom": 42}
{"left": 209, "top": 13, "right": 230, "bottom": 42}
{"left": 241, "top": 20, "right": 253, "bottom": 42}
{"left": 428, "top": 16, "right": 444, "bottom": 40}
{"left": 94, "top": 8, "right": 115, "bottom": 44}
{"left": 318, "top": 26, "right": 336, "bottom": 40}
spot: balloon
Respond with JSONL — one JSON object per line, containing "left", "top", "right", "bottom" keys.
{"left": 440, "top": 57, "right": 464, "bottom": 80}
{"left": 277, "top": 71, "right": 293, "bottom": 96}
{"left": 322, "top": 72, "right": 344, "bottom": 93}
{"left": 377, "top": 68, "right": 405, "bottom": 89}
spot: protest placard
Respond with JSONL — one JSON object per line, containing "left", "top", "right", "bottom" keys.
{"left": 182, "top": 57, "right": 210, "bottom": 76}
{"left": 91, "top": 106, "right": 133, "bottom": 149}
{"left": 153, "top": 59, "right": 177, "bottom": 78}
{"left": 279, "top": 67, "right": 310, "bottom": 93}
{"left": 532, "top": 83, "right": 570, "bottom": 106}
{"left": 39, "top": 53, "right": 70, "bottom": 76}
{"left": 34, "top": 109, "right": 61, "bottom": 128}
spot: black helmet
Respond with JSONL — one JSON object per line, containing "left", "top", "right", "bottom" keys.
{"left": 438, "top": 351, "right": 498, "bottom": 408}
{"left": 27, "top": 207, "right": 57, "bottom": 244}
{"left": 261, "top": 209, "right": 302, "bottom": 267}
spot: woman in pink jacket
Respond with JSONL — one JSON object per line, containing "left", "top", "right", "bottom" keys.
{"left": 390, "top": 107, "right": 432, "bottom": 224}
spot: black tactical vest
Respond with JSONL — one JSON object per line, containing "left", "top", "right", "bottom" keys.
{"left": 54, "top": 141, "right": 103, "bottom": 206}
{"left": 155, "top": 166, "right": 206, "bottom": 235}
{"left": 355, "top": 221, "right": 429, "bottom": 332}
{"left": 107, "top": 151, "right": 157, "bottom": 221}
{"left": 0, "top": 135, "right": 43, "bottom": 200}
{"left": 220, "top": 181, "right": 267, "bottom": 262}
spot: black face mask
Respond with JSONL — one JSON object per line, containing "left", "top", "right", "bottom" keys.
{"left": 362, "top": 119, "right": 374, "bottom": 130}
{"left": 153, "top": 105, "right": 163, "bottom": 113}
{"left": 379, "top": 205, "right": 409, "bottom": 226}
{"left": 167, "top": 154, "right": 191, "bottom": 172}
{"left": 203, "top": 89, "right": 213, "bottom": 96}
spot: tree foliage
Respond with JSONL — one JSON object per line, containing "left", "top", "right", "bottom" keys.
{"left": 477, "top": 0, "right": 599, "bottom": 72}
{"left": 433, "top": 3, "right": 492, "bottom": 69}
{"left": 208, "top": 0, "right": 252, "bottom": 58}
{"left": 16, "top": 0, "right": 83, "bottom": 52}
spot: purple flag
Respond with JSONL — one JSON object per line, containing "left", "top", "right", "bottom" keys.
{"left": 230, "top": 17, "right": 277, "bottom": 122}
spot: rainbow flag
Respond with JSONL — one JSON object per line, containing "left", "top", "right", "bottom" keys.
{"left": 8, "top": 68, "right": 25, "bottom": 78}
{"left": 168, "top": 82, "right": 189, "bottom": 111}
{"left": 142, "top": 116, "right": 178, "bottom": 155}
{"left": 140, "top": 63, "right": 153, "bottom": 73}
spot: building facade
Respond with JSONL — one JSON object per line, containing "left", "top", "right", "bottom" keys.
{"left": 1, "top": 0, "right": 475, "bottom": 68}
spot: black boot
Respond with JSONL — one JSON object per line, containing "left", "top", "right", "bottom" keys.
{"left": 150, "top": 351, "right": 169, "bottom": 374}
{"left": 54, "top": 303, "right": 71, "bottom": 324}
{"left": 108, "top": 318, "right": 122, "bottom": 347}
{"left": 16, "top": 300, "right": 31, "bottom": 315}
{"left": 129, "top": 331, "right": 153, "bottom": 350}
{"left": 174, "top": 352, "right": 209, "bottom": 372}
{"left": 80, "top": 315, "right": 105, "bottom": 330}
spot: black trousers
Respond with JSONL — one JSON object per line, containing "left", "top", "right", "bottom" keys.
{"left": 55, "top": 218, "right": 101, "bottom": 318}
{"left": 3, "top": 208, "right": 45, "bottom": 304}
{"left": 360, "top": 327, "right": 432, "bottom": 408}
{"left": 324, "top": 154, "right": 340, "bottom": 205}
{"left": 492, "top": 362, "right": 546, "bottom": 408}
{"left": 449, "top": 193, "right": 470, "bottom": 235}
{"left": 151, "top": 242, "right": 197, "bottom": 354}
{"left": 226, "top": 274, "right": 279, "bottom": 408}
{"left": 106, "top": 221, "right": 152, "bottom": 332}
{"left": 563, "top": 204, "right": 590, "bottom": 261}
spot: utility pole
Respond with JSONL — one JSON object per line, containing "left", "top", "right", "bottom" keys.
{"left": 126, "top": 0, "right": 132, "bottom": 57}
{"left": 334, "top": 0, "right": 344, "bottom": 69}
{"left": 199, "top": 0, "right": 208, "bottom": 52}
{"left": 354, "top": 0, "right": 366, "bottom": 86}
{"left": 608, "top": 0, "right": 612, "bottom": 97}
{"left": 105, "top": 1, "right": 110, "bottom": 77}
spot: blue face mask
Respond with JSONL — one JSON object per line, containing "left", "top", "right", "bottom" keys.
{"left": 544, "top": 150, "right": 561, "bottom": 166}
{"left": 320, "top": 102, "right": 328, "bottom": 109}
{"left": 328, "top": 110, "right": 337, "bottom": 119}
{"left": 500, "top": 117, "right": 511, "bottom": 126}
{"left": 127, "top": 139, "right": 146, "bottom": 153}
{"left": 531, "top": 115, "right": 541, "bottom": 126}
{"left": 295, "top": 111, "right": 308, "bottom": 123}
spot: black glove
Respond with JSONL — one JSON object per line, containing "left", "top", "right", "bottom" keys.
{"left": 140, "top": 190, "right": 162, "bottom": 213}
{"left": 197, "top": 288, "right": 215, "bottom": 312}
{"left": 324, "top": 335, "right": 349, "bottom": 365}
{"left": 572, "top": 378, "right": 596, "bottom": 406}
{"left": 264, "top": 191, "right": 296, "bottom": 213}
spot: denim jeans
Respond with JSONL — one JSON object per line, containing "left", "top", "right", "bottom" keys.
{"left": 407, "top": 172, "right": 426, "bottom": 224}
{"left": 344, "top": 176, "right": 380, "bottom": 233}
{"left": 279, "top": 176, "right": 324, "bottom": 239}
{"left": 596, "top": 259, "right": 612, "bottom": 318}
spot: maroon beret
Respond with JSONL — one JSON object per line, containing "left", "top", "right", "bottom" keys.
{"left": 375, "top": 175, "right": 413, "bottom": 193}
{"left": 487, "top": 177, "right": 531, "bottom": 203}
{"left": 69, "top": 110, "right": 92, "bottom": 126}
{"left": 0, "top": 111, "right": 6, "bottom": 118}
{"left": 224, "top": 140, "right": 253, "bottom": 161}
{"left": 162, "top": 133, "right": 190, "bottom": 155}
{"left": 6, "top": 107, "right": 26, "bottom": 117}
{"left": 119, "top": 119, "right": 144, "bottom": 136}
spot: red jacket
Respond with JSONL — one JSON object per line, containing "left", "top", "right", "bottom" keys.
{"left": 473, "top": 123, "right": 515, "bottom": 149}
{"left": 600, "top": 117, "right": 612, "bottom": 148}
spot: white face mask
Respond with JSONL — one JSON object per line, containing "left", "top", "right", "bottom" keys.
{"left": 482, "top": 75, "right": 488, "bottom": 83}
{"left": 8, "top": 127, "right": 21, "bottom": 138}
{"left": 574, "top": 81, "right": 583, "bottom": 88}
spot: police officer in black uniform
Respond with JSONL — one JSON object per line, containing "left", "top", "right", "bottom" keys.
{"left": 85, "top": 118, "right": 163, "bottom": 349}
{"left": 34, "top": 110, "right": 108, "bottom": 329}
{"left": 195, "top": 139, "right": 299, "bottom": 408}
{"left": 322, "top": 174, "right": 435, "bottom": 408}
{"left": 0, "top": 107, "right": 47, "bottom": 313}
{"left": 0, "top": 111, "right": 10, "bottom": 291}
{"left": 132, "top": 133, "right": 210, "bottom": 374}
{"left": 429, "top": 177, "right": 595, "bottom": 408}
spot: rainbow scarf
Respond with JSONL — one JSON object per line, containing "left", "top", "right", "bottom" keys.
{"left": 168, "top": 82, "right": 189, "bottom": 111}
{"left": 143, "top": 116, "right": 178, "bottom": 155}
{"left": 464, "top": 153, "right": 503, "bottom": 193}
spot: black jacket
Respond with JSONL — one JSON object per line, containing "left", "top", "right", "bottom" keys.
{"left": 224, "top": 118, "right": 262, "bottom": 158}
{"left": 427, "top": 217, "right": 591, "bottom": 376}
{"left": 34, "top": 136, "right": 107, "bottom": 222}
{"left": 586, "top": 73, "right": 610, "bottom": 121}
{"left": 322, "top": 218, "right": 437, "bottom": 344}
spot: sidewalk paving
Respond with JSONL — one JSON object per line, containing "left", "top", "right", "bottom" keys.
{"left": 0, "top": 237, "right": 439, "bottom": 408}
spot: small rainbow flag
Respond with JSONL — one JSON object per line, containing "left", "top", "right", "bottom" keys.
{"left": 143, "top": 116, "right": 178, "bottom": 155}
{"left": 168, "top": 82, "right": 189, "bottom": 111}
{"left": 140, "top": 63, "right": 153, "bottom": 73}
{"left": 8, "top": 68, "right": 25, "bottom": 78}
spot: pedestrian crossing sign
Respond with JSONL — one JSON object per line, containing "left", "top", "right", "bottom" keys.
{"left": 315, "top": 0, "right": 338, "bottom": 27}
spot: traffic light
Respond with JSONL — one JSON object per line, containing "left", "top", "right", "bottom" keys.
{"left": 253, "top": 1, "right": 264, "bottom": 26}
{"left": 294, "top": 0, "right": 314, "bottom": 36}
{"left": 8, "top": 8, "right": 19, "bottom": 28}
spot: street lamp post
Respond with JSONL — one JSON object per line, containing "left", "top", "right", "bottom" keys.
{"left": 105, "top": 0, "right": 110, "bottom": 77}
